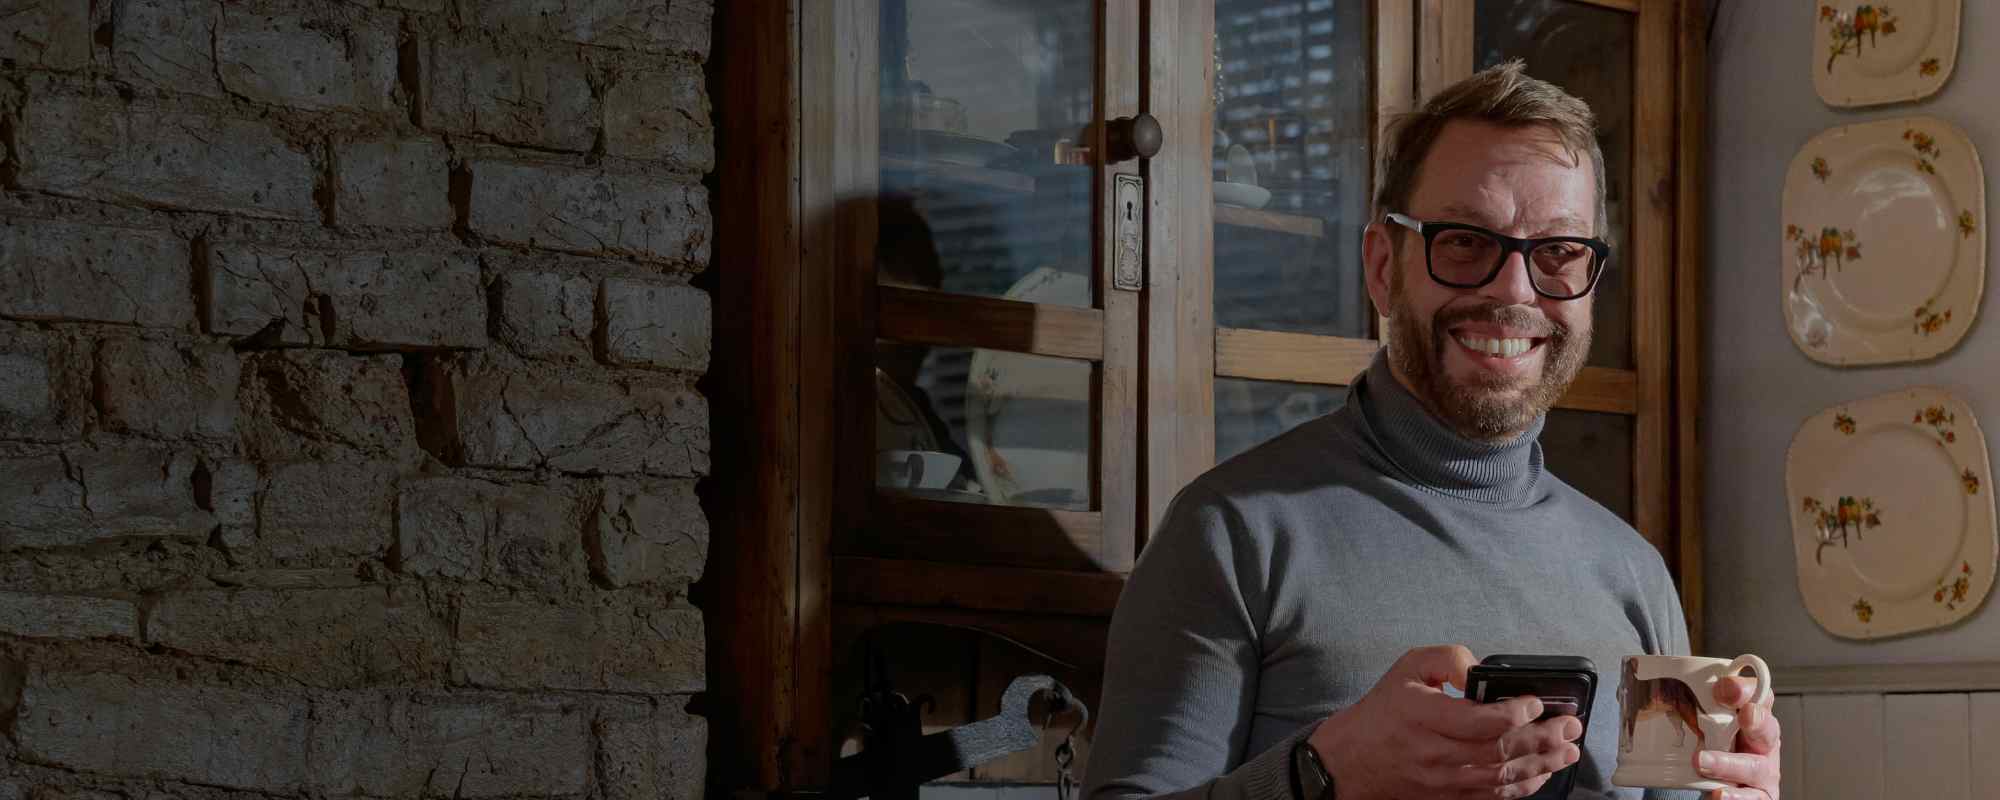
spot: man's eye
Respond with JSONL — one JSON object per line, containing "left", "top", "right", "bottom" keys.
{"left": 1437, "top": 233, "right": 1487, "bottom": 252}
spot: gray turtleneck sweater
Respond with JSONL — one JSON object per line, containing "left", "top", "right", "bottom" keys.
{"left": 1084, "top": 356, "right": 1695, "bottom": 800}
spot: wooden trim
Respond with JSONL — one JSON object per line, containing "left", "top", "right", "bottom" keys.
{"left": 856, "top": 493, "right": 1113, "bottom": 573}
{"left": 1214, "top": 206, "right": 1325, "bottom": 238}
{"left": 879, "top": 287, "right": 1106, "bottom": 361}
{"left": 1374, "top": 0, "right": 1415, "bottom": 342}
{"left": 1417, "top": 0, "right": 1474, "bottom": 100}
{"left": 833, "top": 556, "right": 1126, "bottom": 617}
{"left": 1213, "top": 328, "right": 1638, "bottom": 415}
{"left": 834, "top": 605, "right": 1113, "bottom": 675}
{"left": 1099, "top": 0, "right": 1141, "bottom": 573}
{"left": 711, "top": 0, "right": 803, "bottom": 790}
{"left": 1631, "top": 0, "right": 1676, "bottom": 557}
{"left": 1572, "top": 0, "right": 1640, "bottom": 13}
{"left": 1675, "top": 0, "right": 1707, "bottom": 654}
{"left": 1773, "top": 663, "right": 2000, "bottom": 696}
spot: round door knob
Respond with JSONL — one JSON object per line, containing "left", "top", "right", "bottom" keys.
{"left": 1106, "top": 113, "right": 1163, "bottom": 162}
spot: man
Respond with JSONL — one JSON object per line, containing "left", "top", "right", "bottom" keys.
{"left": 1083, "top": 62, "right": 1780, "bottom": 800}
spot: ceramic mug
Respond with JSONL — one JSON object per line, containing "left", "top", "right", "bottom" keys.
{"left": 875, "top": 449, "right": 961, "bottom": 491}
{"left": 1611, "top": 653, "right": 1773, "bottom": 791}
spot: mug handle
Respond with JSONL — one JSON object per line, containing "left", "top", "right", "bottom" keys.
{"left": 1726, "top": 653, "right": 1773, "bottom": 707}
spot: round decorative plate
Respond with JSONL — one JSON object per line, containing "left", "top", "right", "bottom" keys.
{"left": 1811, "top": 0, "right": 1959, "bottom": 107}
{"left": 1781, "top": 116, "right": 1984, "bottom": 365}
{"left": 965, "top": 267, "right": 1092, "bottom": 510}
{"left": 1786, "top": 387, "right": 1996, "bottom": 639}
{"left": 880, "top": 128, "right": 1019, "bottom": 168}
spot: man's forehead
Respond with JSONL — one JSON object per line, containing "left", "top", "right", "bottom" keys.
{"left": 1409, "top": 121, "right": 1598, "bottom": 233}
{"left": 1431, "top": 202, "right": 1591, "bottom": 234}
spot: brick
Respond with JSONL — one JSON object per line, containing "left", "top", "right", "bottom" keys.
{"left": 420, "top": 354, "right": 708, "bottom": 477}
{"left": 145, "top": 585, "right": 448, "bottom": 685}
{"left": 461, "top": 0, "right": 711, "bottom": 57}
{"left": 308, "top": 692, "right": 590, "bottom": 797}
{"left": 333, "top": 138, "right": 453, "bottom": 230}
{"left": 485, "top": 483, "right": 584, "bottom": 589}
{"left": 588, "top": 478, "right": 706, "bottom": 588}
{"left": 465, "top": 160, "right": 711, "bottom": 264}
{"left": 597, "top": 699, "right": 707, "bottom": 800}
{"left": 257, "top": 460, "right": 396, "bottom": 564}
{"left": 453, "top": 595, "right": 702, "bottom": 693}
{"left": 0, "top": 1, "right": 93, "bottom": 69}
{"left": 492, "top": 270, "right": 595, "bottom": 363}
{"left": 393, "top": 476, "right": 488, "bottom": 580}
{"left": 0, "top": 327, "right": 87, "bottom": 442}
{"left": 94, "top": 338, "right": 240, "bottom": 440}
{"left": 238, "top": 350, "right": 416, "bottom": 461}
{"left": 0, "top": 218, "right": 193, "bottom": 328}
{"left": 217, "top": 10, "right": 399, "bottom": 112}
{"left": 0, "top": 447, "right": 213, "bottom": 550}
{"left": 421, "top": 36, "right": 593, "bottom": 151}
{"left": 602, "top": 62, "right": 713, "bottom": 170}
{"left": 15, "top": 672, "right": 309, "bottom": 791}
{"left": 112, "top": 0, "right": 223, "bottom": 96}
{"left": 200, "top": 459, "right": 259, "bottom": 555}
{"left": 17, "top": 97, "right": 316, "bottom": 220}
{"left": 599, "top": 278, "right": 711, "bottom": 372}
{"left": 204, "top": 244, "right": 485, "bottom": 350}
{"left": 0, "top": 592, "right": 138, "bottom": 640}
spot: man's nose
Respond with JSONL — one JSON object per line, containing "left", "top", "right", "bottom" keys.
{"left": 1480, "top": 250, "right": 1539, "bottom": 305}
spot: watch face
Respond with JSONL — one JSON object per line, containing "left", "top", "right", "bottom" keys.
{"left": 1294, "top": 740, "right": 1332, "bottom": 799}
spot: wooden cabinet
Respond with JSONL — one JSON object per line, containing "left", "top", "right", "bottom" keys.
{"left": 713, "top": 0, "right": 1709, "bottom": 792}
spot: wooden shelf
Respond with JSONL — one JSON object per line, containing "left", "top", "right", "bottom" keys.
{"left": 833, "top": 556, "right": 1126, "bottom": 618}
{"left": 1215, "top": 205, "right": 1326, "bottom": 238}
{"left": 881, "top": 156, "right": 1035, "bottom": 194}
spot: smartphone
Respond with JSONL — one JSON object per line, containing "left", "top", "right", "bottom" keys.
{"left": 1464, "top": 654, "right": 1596, "bottom": 799}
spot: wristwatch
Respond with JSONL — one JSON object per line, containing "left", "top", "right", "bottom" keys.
{"left": 1290, "top": 737, "right": 1335, "bottom": 800}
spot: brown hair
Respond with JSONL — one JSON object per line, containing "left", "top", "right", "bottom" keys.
{"left": 1374, "top": 60, "right": 1608, "bottom": 242}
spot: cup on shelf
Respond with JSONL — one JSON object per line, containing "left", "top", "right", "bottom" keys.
{"left": 875, "top": 449, "right": 963, "bottom": 491}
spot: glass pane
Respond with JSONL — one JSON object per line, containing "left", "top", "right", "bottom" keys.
{"left": 1540, "top": 408, "right": 1634, "bottom": 522}
{"left": 1475, "top": 0, "right": 1636, "bottom": 369}
{"left": 1212, "top": 0, "right": 1374, "bottom": 338}
{"left": 1215, "top": 378, "right": 1346, "bottom": 464}
{"left": 877, "top": 343, "right": 1092, "bottom": 510}
{"left": 876, "top": 0, "right": 1095, "bottom": 307}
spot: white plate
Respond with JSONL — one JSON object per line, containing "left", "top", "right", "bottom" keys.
{"left": 965, "top": 267, "right": 1092, "bottom": 510}
{"left": 1213, "top": 181, "right": 1271, "bottom": 209}
{"left": 875, "top": 367, "right": 939, "bottom": 453}
{"left": 1811, "top": 0, "right": 1959, "bottom": 107}
{"left": 1786, "top": 387, "right": 1996, "bottom": 639}
{"left": 881, "top": 128, "right": 1018, "bottom": 167}
{"left": 1781, "top": 116, "right": 1984, "bottom": 365}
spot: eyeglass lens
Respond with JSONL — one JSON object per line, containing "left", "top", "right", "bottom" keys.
{"left": 1430, "top": 229, "right": 1600, "bottom": 297}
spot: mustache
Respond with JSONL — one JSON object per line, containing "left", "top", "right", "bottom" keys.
{"left": 1431, "top": 302, "right": 1565, "bottom": 339}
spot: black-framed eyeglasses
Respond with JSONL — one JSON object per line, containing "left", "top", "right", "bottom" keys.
{"left": 1385, "top": 212, "right": 1611, "bottom": 301}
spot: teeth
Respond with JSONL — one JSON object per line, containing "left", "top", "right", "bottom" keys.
{"left": 1456, "top": 334, "right": 1534, "bottom": 358}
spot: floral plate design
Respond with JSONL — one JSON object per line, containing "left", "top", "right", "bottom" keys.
{"left": 965, "top": 267, "right": 1093, "bottom": 510}
{"left": 1786, "top": 387, "right": 1997, "bottom": 639}
{"left": 1781, "top": 116, "right": 1984, "bottom": 365}
{"left": 1812, "top": 0, "right": 1959, "bottom": 107}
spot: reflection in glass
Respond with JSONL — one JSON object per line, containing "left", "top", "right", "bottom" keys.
{"left": 877, "top": 343, "right": 1093, "bottom": 510}
{"left": 876, "top": 0, "right": 1096, "bottom": 307}
{"left": 1541, "top": 408, "right": 1634, "bottom": 521}
{"left": 1215, "top": 378, "right": 1346, "bottom": 464}
{"left": 1475, "top": 0, "right": 1635, "bottom": 369}
{"left": 1212, "top": 0, "right": 1374, "bottom": 338}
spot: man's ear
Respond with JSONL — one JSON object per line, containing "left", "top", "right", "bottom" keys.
{"left": 1362, "top": 222, "right": 1396, "bottom": 319}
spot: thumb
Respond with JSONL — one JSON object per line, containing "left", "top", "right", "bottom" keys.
{"left": 1395, "top": 644, "right": 1478, "bottom": 691}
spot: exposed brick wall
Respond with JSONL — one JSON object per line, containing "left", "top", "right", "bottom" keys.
{"left": 0, "top": 1, "right": 713, "bottom": 797}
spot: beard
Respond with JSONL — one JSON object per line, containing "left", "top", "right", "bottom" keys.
{"left": 1385, "top": 263, "right": 1590, "bottom": 442}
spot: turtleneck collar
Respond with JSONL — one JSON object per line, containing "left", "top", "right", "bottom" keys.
{"left": 1346, "top": 352, "right": 1545, "bottom": 506}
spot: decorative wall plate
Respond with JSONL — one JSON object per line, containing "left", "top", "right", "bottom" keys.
{"left": 965, "top": 267, "right": 1092, "bottom": 510}
{"left": 1781, "top": 116, "right": 1984, "bottom": 365}
{"left": 1786, "top": 387, "right": 1996, "bottom": 639}
{"left": 1811, "top": 0, "right": 1959, "bottom": 107}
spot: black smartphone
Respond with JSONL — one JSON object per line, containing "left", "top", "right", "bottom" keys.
{"left": 1463, "top": 654, "right": 1596, "bottom": 800}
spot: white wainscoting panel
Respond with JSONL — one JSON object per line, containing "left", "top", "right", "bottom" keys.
{"left": 1801, "top": 693, "right": 1884, "bottom": 800}
{"left": 1882, "top": 693, "right": 1969, "bottom": 800}
{"left": 1772, "top": 694, "right": 1806, "bottom": 800}
{"left": 1971, "top": 693, "right": 2000, "bottom": 796}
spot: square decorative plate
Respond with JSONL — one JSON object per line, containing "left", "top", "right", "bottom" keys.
{"left": 1786, "top": 387, "right": 1996, "bottom": 639}
{"left": 1781, "top": 116, "right": 1984, "bottom": 365}
{"left": 1811, "top": 0, "right": 1959, "bottom": 107}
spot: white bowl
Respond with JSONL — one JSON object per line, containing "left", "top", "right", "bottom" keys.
{"left": 876, "top": 450, "right": 962, "bottom": 491}
{"left": 1213, "top": 181, "right": 1271, "bottom": 209}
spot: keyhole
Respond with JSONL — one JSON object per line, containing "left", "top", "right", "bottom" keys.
{"left": 1124, "top": 200, "right": 1134, "bottom": 221}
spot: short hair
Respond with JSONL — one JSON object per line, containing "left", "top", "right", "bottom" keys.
{"left": 1374, "top": 60, "right": 1608, "bottom": 243}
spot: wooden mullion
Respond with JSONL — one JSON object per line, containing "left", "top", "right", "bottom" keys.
{"left": 1417, "top": 0, "right": 1474, "bottom": 101}
{"left": 1572, "top": 0, "right": 1641, "bottom": 12}
{"left": 1099, "top": 0, "right": 1141, "bottom": 573}
{"left": 1632, "top": 0, "right": 1676, "bottom": 557}
{"left": 879, "top": 287, "right": 1106, "bottom": 361}
{"left": 833, "top": 556, "right": 1127, "bottom": 617}
{"left": 1674, "top": 0, "right": 1706, "bottom": 654}
{"left": 858, "top": 493, "right": 1111, "bottom": 573}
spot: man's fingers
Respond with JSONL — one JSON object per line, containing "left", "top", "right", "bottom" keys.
{"left": 1396, "top": 644, "right": 1480, "bottom": 690}
{"left": 1705, "top": 788, "right": 1774, "bottom": 800}
{"left": 1413, "top": 716, "right": 1577, "bottom": 767}
{"left": 1409, "top": 691, "right": 1541, "bottom": 740}
{"left": 1733, "top": 700, "right": 1783, "bottom": 754}
{"left": 1441, "top": 742, "right": 1578, "bottom": 795}
{"left": 1714, "top": 676, "right": 1770, "bottom": 709}
{"left": 1697, "top": 750, "right": 1777, "bottom": 793}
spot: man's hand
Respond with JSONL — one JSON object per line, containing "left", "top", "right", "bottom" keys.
{"left": 1695, "top": 675, "right": 1782, "bottom": 800}
{"left": 1308, "top": 645, "right": 1582, "bottom": 800}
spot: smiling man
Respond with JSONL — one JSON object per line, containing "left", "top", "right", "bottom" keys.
{"left": 1084, "top": 62, "right": 1781, "bottom": 800}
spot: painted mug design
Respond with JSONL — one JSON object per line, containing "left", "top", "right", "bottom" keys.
{"left": 1618, "top": 662, "right": 1710, "bottom": 776}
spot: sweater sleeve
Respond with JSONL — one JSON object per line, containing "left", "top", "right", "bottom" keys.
{"left": 1083, "top": 486, "right": 1300, "bottom": 800}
